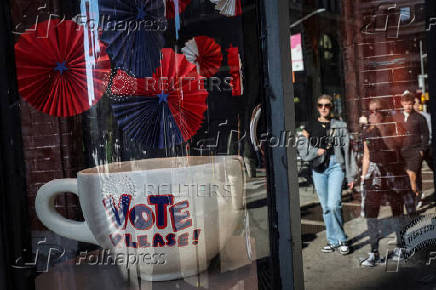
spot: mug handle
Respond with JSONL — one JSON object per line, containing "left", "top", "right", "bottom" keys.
{"left": 35, "top": 179, "right": 98, "bottom": 245}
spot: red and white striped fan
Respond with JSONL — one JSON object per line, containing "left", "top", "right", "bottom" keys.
{"left": 181, "top": 36, "right": 223, "bottom": 77}
{"left": 165, "top": 0, "right": 191, "bottom": 18}
{"left": 209, "top": 0, "right": 241, "bottom": 17}
{"left": 226, "top": 45, "right": 243, "bottom": 96}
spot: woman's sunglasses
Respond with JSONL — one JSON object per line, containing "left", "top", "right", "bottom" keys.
{"left": 317, "top": 103, "right": 332, "bottom": 109}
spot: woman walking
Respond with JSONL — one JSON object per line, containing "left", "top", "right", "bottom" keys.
{"left": 298, "top": 94, "right": 357, "bottom": 254}
{"left": 360, "top": 99, "right": 413, "bottom": 266}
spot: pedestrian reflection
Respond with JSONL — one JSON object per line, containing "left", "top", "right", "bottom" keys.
{"left": 359, "top": 99, "right": 414, "bottom": 267}
{"left": 394, "top": 91, "right": 430, "bottom": 208}
{"left": 413, "top": 94, "right": 434, "bottom": 208}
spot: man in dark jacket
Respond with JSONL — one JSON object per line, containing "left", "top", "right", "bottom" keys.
{"left": 393, "top": 91, "right": 430, "bottom": 203}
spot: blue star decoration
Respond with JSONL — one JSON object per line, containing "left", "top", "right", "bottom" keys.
{"left": 157, "top": 92, "right": 168, "bottom": 104}
{"left": 54, "top": 61, "right": 68, "bottom": 75}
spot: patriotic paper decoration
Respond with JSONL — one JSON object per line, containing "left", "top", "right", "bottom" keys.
{"left": 226, "top": 45, "right": 243, "bottom": 96}
{"left": 111, "top": 48, "right": 208, "bottom": 148}
{"left": 165, "top": 0, "right": 191, "bottom": 40}
{"left": 209, "top": 0, "right": 242, "bottom": 17}
{"left": 14, "top": 19, "right": 111, "bottom": 117}
{"left": 165, "top": 0, "right": 191, "bottom": 18}
{"left": 98, "top": 0, "right": 165, "bottom": 77}
{"left": 181, "top": 36, "right": 223, "bottom": 77}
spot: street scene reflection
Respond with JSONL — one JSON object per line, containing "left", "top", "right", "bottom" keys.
{"left": 292, "top": 0, "right": 436, "bottom": 288}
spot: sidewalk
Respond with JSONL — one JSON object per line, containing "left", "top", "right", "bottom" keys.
{"left": 246, "top": 168, "right": 352, "bottom": 208}
{"left": 298, "top": 163, "right": 436, "bottom": 289}
{"left": 302, "top": 189, "right": 436, "bottom": 290}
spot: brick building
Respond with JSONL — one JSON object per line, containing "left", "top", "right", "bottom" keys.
{"left": 291, "top": 0, "right": 347, "bottom": 124}
{"left": 341, "top": 0, "right": 427, "bottom": 131}
{"left": 20, "top": 101, "right": 85, "bottom": 230}
{"left": 291, "top": 0, "right": 428, "bottom": 133}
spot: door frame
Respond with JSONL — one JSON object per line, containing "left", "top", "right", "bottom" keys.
{"left": 258, "top": 0, "right": 304, "bottom": 289}
{"left": 0, "top": 0, "right": 35, "bottom": 289}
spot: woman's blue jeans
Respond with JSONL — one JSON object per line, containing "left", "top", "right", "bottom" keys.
{"left": 312, "top": 155, "right": 347, "bottom": 246}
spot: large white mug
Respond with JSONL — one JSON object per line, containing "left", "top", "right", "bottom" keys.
{"left": 35, "top": 156, "right": 245, "bottom": 281}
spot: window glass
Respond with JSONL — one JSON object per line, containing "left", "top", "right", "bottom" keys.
{"left": 292, "top": 1, "right": 436, "bottom": 288}
{"left": 8, "top": 0, "right": 274, "bottom": 288}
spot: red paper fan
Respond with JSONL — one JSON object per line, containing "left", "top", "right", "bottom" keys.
{"left": 235, "top": 0, "right": 242, "bottom": 16}
{"left": 15, "top": 19, "right": 111, "bottom": 117}
{"left": 181, "top": 36, "right": 223, "bottom": 77}
{"left": 165, "top": 0, "right": 191, "bottom": 18}
{"left": 226, "top": 45, "right": 243, "bottom": 96}
{"left": 111, "top": 48, "right": 208, "bottom": 141}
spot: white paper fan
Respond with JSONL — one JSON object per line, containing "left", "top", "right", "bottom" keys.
{"left": 181, "top": 38, "right": 200, "bottom": 73}
{"left": 209, "top": 0, "right": 241, "bottom": 17}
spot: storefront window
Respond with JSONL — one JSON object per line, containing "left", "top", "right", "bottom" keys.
{"left": 2, "top": 0, "right": 436, "bottom": 289}
{"left": 1, "top": 0, "right": 287, "bottom": 289}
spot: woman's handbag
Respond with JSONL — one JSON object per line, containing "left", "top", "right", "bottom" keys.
{"left": 310, "top": 128, "right": 336, "bottom": 173}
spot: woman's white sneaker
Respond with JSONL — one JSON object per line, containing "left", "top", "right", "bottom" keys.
{"left": 321, "top": 242, "right": 350, "bottom": 254}
{"left": 338, "top": 242, "right": 350, "bottom": 255}
{"left": 360, "top": 252, "right": 380, "bottom": 267}
{"left": 321, "top": 244, "right": 337, "bottom": 253}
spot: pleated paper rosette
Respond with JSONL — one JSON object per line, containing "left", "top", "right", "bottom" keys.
{"left": 226, "top": 45, "right": 244, "bottom": 96}
{"left": 99, "top": 0, "right": 165, "bottom": 78}
{"left": 181, "top": 36, "right": 223, "bottom": 77}
{"left": 209, "top": 0, "right": 242, "bottom": 17}
{"left": 14, "top": 19, "right": 111, "bottom": 117}
{"left": 165, "top": 0, "right": 191, "bottom": 19}
{"left": 111, "top": 48, "right": 208, "bottom": 148}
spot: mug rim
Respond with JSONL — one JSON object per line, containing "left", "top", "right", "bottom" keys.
{"left": 78, "top": 155, "right": 244, "bottom": 175}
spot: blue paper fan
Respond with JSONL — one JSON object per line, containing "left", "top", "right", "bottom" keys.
{"left": 112, "top": 96, "right": 184, "bottom": 148}
{"left": 99, "top": 0, "right": 166, "bottom": 77}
